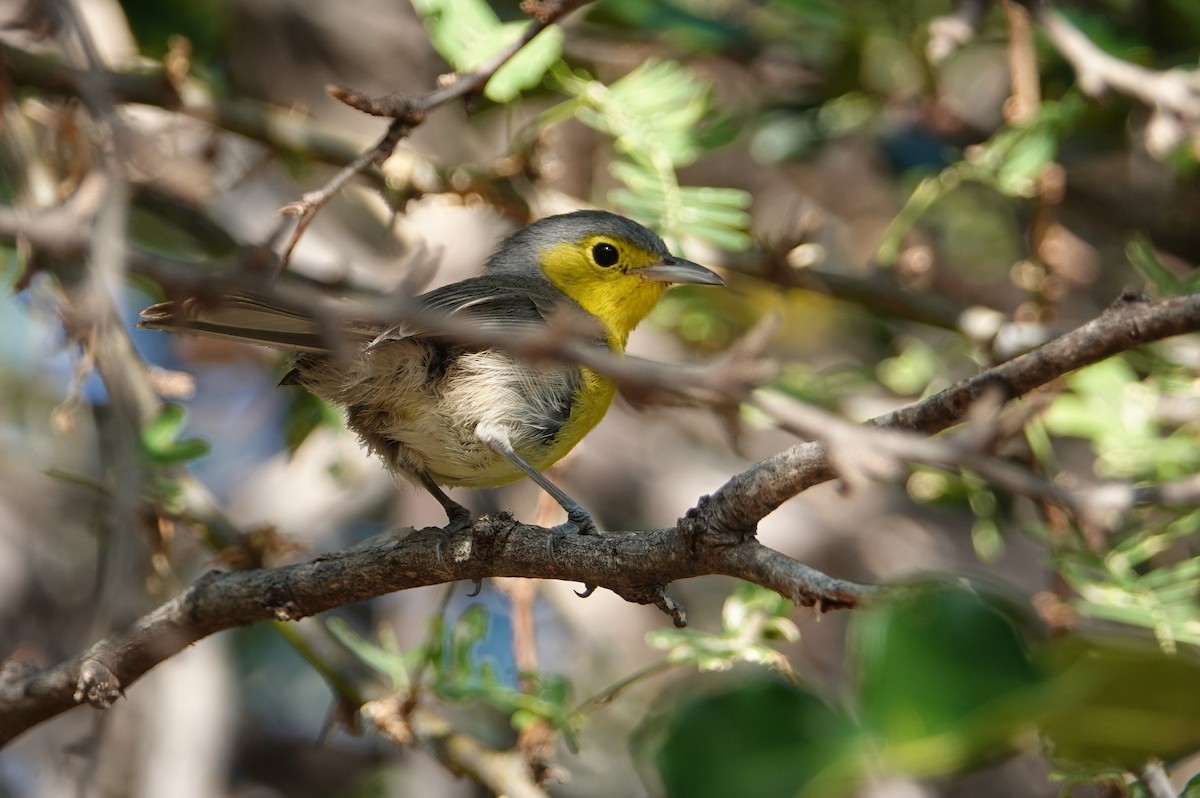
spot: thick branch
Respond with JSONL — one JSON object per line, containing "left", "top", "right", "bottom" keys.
{"left": 0, "top": 517, "right": 873, "bottom": 747}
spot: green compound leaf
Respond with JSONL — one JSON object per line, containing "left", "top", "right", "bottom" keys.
{"left": 552, "top": 60, "right": 752, "bottom": 252}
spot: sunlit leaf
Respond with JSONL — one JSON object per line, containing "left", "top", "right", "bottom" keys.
{"left": 411, "top": 0, "right": 562, "bottom": 102}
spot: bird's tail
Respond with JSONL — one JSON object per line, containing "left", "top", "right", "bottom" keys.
{"left": 138, "top": 293, "right": 338, "bottom": 354}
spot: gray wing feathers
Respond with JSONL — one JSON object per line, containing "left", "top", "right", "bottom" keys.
{"left": 138, "top": 295, "right": 335, "bottom": 353}
{"left": 137, "top": 276, "right": 579, "bottom": 354}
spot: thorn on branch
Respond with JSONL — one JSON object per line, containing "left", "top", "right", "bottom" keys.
{"left": 658, "top": 592, "right": 688, "bottom": 627}
{"left": 326, "top": 85, "right": 427, "bottom": 125}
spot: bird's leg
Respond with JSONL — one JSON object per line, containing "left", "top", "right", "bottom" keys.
{"left": 476, "top": 425, "right": 600, "bottom": 598}
{"left": 476, "top": 426, "right": 599, "bottom": 537}
{"left": 418, "top": 471, "right": 474, "bottom": 532}
{"left": 419, "top": 472, "right": 478, "bottom": 590}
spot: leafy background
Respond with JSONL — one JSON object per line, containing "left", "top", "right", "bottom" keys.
{"left": 2, "top": 0, "right": 1200, "bottom": 796}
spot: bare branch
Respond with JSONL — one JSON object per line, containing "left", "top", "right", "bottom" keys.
{"left": 1036, "top": 8, "right": 1200, "bottom": 118}
{"left": 687, "top": 292, "right": 1200, "bottom": 539}
{"left": 927, "top": 0, "right": 990, "bottom": 65}
{"left": 1031, "top": 5, "right": 1200, "bottom": 157}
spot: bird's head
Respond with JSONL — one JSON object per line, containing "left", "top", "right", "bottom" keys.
{"left": 486, "top": 210, "right": 724, "bottom": 348}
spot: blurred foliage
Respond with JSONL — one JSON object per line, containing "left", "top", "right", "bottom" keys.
{"left": 140, "top": 403, "right": 210, "bottom": 465}
{"left": 329, "top": 584, "right": 810, "bottom": 755}
{"left": 117, "top": 0, "right": 230, "bottom": 64}
{"left": 331, "top": 604, "right": 575, "bottom": 743}
{"left": 877, "top": 96, "right": 1085, "bottom": 266}
{"left": 656, "top": 584, "right": 1200, "bottom": 798}
{"left": 646, "top": 582, "right": 800, "bottom": 674}
{"left": 411, "top": 0, "right": 753, "bottom": 251}
{"left": 1043, "top": 357, "right": 1200, "bottom": 481}
{"left": 412, "top": 0, "right": 564, "bottom": 102}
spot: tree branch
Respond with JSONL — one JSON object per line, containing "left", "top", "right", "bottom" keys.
{"left": 364, "top": 696, "right": 551, "bottom": 798}
{"left": 1029, "top": 4, "right": 1200, "bottom": 157}
{"left": 0, "top": 517, "right": 873, "bottom": 747}
{"left": 3, "top": 290, "right": 1198, "bottom": 747}
{"left": 685, "top": 291, "right": 1200, "bottom": 539}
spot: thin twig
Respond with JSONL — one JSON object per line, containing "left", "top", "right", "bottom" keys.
{"left": 1035, "top": 7, "right": 1200, "bottom": 118}
{"left": 272, "top": 0, "right": 594, "bottom": 272}
{"left": 364, "top": 696, "right": 550, "bottom": 798}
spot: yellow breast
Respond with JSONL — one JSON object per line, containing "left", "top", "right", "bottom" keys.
{"left": 530, "top": 366, "right": 617, "bottom": 471}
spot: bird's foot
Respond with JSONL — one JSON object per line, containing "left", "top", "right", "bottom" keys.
{"left": 544, "top": 507, "right": 600, "bottom": 555}
{"left": 435, "top": 509, "right": 484, "bottom": 597}
{"left": 544, "top": 508, "right": 599, "bottom": 598}
{"left": 435, "top": 507, "right": 475, "bottom": 566}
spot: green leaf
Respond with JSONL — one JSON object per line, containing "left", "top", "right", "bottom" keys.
{"left": 1127, "top": 234, "right": 1186, "bottom": 295}
{"left": 140, "top": 404, "right": 210, "bottom": 465}
{"left": 876, "top": 336, "right": 938, "bottom": 396}
{"left": 1183, "top": 769, "right": 1200, "bottom": 798}
{"left": 485, "top": 26, "right": 562, "bottom": 103}
{"left": 326, "top": 617, "right": 410, "bottom": 690}
{"left": 1040, "top": 639, "right": 1200, "bottom": 768}
{"left": 993, "top": 126, "right": 1058, "bottom": 197}
{"left": 853, "top": 584, "right": 1044, "bottom": 773}
{"left": 656, "top": 679, "right": 863, "bottom": 798}
{"left": 411, "top": 0, "right": 561, "bottom": 102}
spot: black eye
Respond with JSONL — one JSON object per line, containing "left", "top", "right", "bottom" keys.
{"left": 592, "top": 242, "right": 619, "bottom": 267}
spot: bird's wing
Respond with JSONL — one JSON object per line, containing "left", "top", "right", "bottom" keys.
{"left": 366, "top": 275, "right": 598, "bottom": 348}
{"left": 137, "top": 276, "right": 595, "bottom": 354}
{"left": 138, "top": 292, "right": 343, "bottom": 353}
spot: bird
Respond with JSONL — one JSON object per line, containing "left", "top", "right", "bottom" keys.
{"left": 139, "top": 210, "right": 725, "bottom": 541}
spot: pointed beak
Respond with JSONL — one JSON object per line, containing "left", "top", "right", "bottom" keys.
{"left": 638, "top": 256, "right": 725, "bottom": 286}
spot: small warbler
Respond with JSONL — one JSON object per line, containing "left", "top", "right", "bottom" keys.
{"left": 139, "top": 210, "right": 724, "bottom": 537}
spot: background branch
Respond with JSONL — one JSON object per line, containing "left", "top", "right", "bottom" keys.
{"left": 690, "top": 292, "right": 1200, "bottom": 539}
